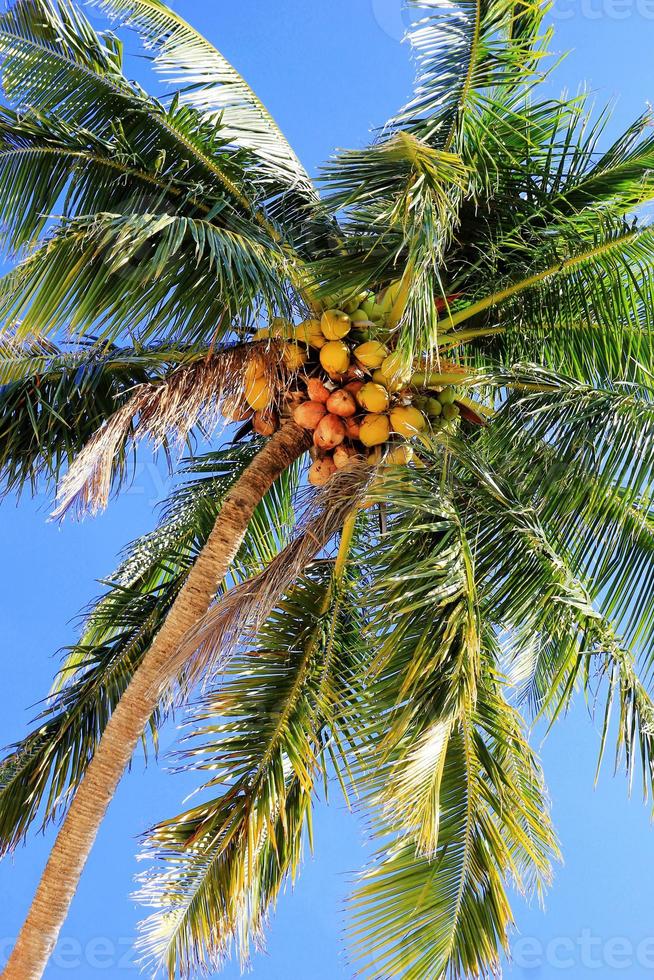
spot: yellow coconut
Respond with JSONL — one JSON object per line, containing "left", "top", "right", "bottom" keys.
{"left": 354, "top": 340, "right": 389, "bottom": 370}
{"left": 357, "top": 382, "right": 390, "bottom": 414}
{"left": 294, "top": 318, "right": 326, "bottom": 349}
{"left": 366, "top": 446, "right": 384, "bottom": 466}
{"left": 245, "top": 376, "right": 272, "bottom": 412}
{"left": 390, "top": 405, "right": 427, "bottom": 437}
{"left": 269, "top": 317, "right": 293, "bottom": 339}
{"left": 381, "top": 351, "right": 412, "bottom": 387}
{"left": 320, "top": 340, "right": 351, "bottom": 376}
{"left": 321, "top": 309, "right": 351, "bottom": 340}
{"left": 386, "top": 443, "right": 414, "bottom": 465}
{"left": 244, "top": 357, "right": 265, "bottom": 389}
{"left": 359, "top": 413, "right": 390, "bottom": 447}
{"left": 282, "top": 343, "right": 308, "bottom": 371}
{"left": 378, "top": 280, "right": 403, "bottom": 315}
{"left": 372, "top": 369, "right": 389, "bottom": 387}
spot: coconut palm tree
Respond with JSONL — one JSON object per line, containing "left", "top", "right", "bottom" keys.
{"left": 2, "top": 0, "right": 654, "bottom": 977}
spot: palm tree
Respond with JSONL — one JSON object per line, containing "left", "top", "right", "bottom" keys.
{"left": 2, "top": 0, "right": 654, "bottom": 977}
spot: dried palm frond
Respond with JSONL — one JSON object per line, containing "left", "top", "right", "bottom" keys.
{"left": 52, "top": 341, "right": 289, "bottom": 519}
{"left": 168, "top": 462, "right": 373, "bottom": 692}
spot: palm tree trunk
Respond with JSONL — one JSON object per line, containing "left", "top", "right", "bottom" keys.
{"left": 2, "top": 421, "right": 311, "bottom": 980}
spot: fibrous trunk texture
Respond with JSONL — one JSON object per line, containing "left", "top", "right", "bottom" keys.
{"left": 2, "top": 422, "right": 310, "bottom": 980}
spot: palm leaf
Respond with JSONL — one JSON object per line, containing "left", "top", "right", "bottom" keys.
{"left": 92, "top": 0, "right": 317, "bottom": 201}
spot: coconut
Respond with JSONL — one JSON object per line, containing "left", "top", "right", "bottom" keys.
{"left": 390, "top": 405, "right": 427, "bottom": 437}
{"left": 294, "top": 400, "right": 327, "bottom": 430}
{"left": 354, "top": 340, "right": 389, "bottom": 370}
{"left": 426, "top": 397, "right": 443, "bottom": 417}
{"left": 359, "top": 413, "right": 390, "bottom": 448}
{"left": 320, "top": 340, "right": 351, "bottom": 376}
{"left": 361, "top": 296, "right": 376, "bottom": 317}
{"left": 221, "top": 395, "right": 251, "bottom": 422}
{"left": 326, "top": 389, "right": 357, "bottom": 418}
{"left": 386, "top": 443, "right": 414, "bottom": 465}
{"left": 357, "top": 382, "right": 390, "bottom": 414}
{"left": 333, "top": 444, "right": 360, "bottom": 470}
{"left": 372, "top": 369, "right": 389, "bottom": 387}
{"left": 344, "top": 416, "right": 361, "bottom": 440}
{"left": 253, "top": 327, "right": 270, "bottom": 341}
{"left": 438, "top": 387, "right": 456, "bottom": 405}
{"left": 253, "top": 409, "right": 279, "bottom": 436}
{"left": 321, "top": 309, "right": 351, "bottom": 340}
{"left": 344, "top": 379, "right": 364, "bottom": 398}
{"left": 269, "top": 317, "right": 293, "bottom": 339}
{"left": 442, "top": 402, "right": 460, "bottom": 421}
{"left": 314, "top": 413, "right": 346, "bottom": 451}
{"left": 344, "top": 363, "right": 365, "bottom": 381}
{"left": 283, "top": 343, "right": 308, "bottom": 371}
{"left": 308, "top": 456, "right": 337, "bottom": 487}
{"left": 245, "top": 376, "right": 272, "bottom": 412}
{"left": 294, "top": 318, "right": 326, "bottom": 349}
{"left": 350, "top": 309, "right": 371, "bottom": 324}
{"left": 244, "top": 358, "right": 265, "bottom": 388}
{"left": 381, "top": 351, "right": 412, "bottom": 387}
{"left": 378, "top": 280, "right": 402, "bottom": 315}
{"left": 306, "top": 378, "right": 331, "bottom": 404}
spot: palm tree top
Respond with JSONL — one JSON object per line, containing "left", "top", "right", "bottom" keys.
{"left": 2, "top": 2, "right": 654, "bottom": 979}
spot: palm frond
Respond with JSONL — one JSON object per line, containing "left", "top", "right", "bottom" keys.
{"left": 349, "top": 668, "right": 556, "bottom": 980}
{"left": 92, "top": 0, "right": 317, "bottom": 203}
{"left": 386, "top": 0, "right": 550, "bottom": 150}
{"left": 176, "top": 463, "right": 372, "bottom": 689}
{"left": 136, "top": 550, "right": 367, "bottom": 977}
{"left": 0, "top": 0, "right": 275, "bottom": 226}
{"left": 0, "top": 336, "right": 165, "bottom": 497}
{"left": 52, "top": 341, "right": 287, "bottom": 518}
{"left": 0, "top": 210, "right": 295, "bottom": 348}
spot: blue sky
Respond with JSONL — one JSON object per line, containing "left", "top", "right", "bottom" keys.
{"left": 2, "top": 2, "right": 654, "bottom": 977}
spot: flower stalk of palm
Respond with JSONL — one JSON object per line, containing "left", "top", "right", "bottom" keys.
{"left": 3, "top": 1, "right": 654, "bottom": 979}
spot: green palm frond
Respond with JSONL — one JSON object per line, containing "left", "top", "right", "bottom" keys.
{"left": 136, "top": 529, "right": 367, "bottom": 976}
{"left": 0, "top": 0, "right": 273, "bottom": 225}
{"left": 0, "top": 211, "right": 294, "bottom": 347}
{"left": 349, "top": 668, "right": 556, "bottom": 980}
{"left": 387, "top": 0, "right": 550, "bottom": 149}
{"left": 318, "top": 135, "right": 468, "bottom": 340}
{"left": 0, "top": 106, "right": 226, "bottom": 254}
{"left": 470, "top": 381, "right": 654, "bottom": 661}
{"left": 92, "top": 0, "right": 317, "bottom": 202}
{"left": 0, "top": 337, "right": 162, "bottom": 497}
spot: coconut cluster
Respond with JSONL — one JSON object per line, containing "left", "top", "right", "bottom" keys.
{"left": 241, "top": 288, "right": 464, "bottom": 487}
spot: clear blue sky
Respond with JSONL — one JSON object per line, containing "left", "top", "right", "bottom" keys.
{"left": 2, "top": 2, "right": 654, "bottom": 977}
